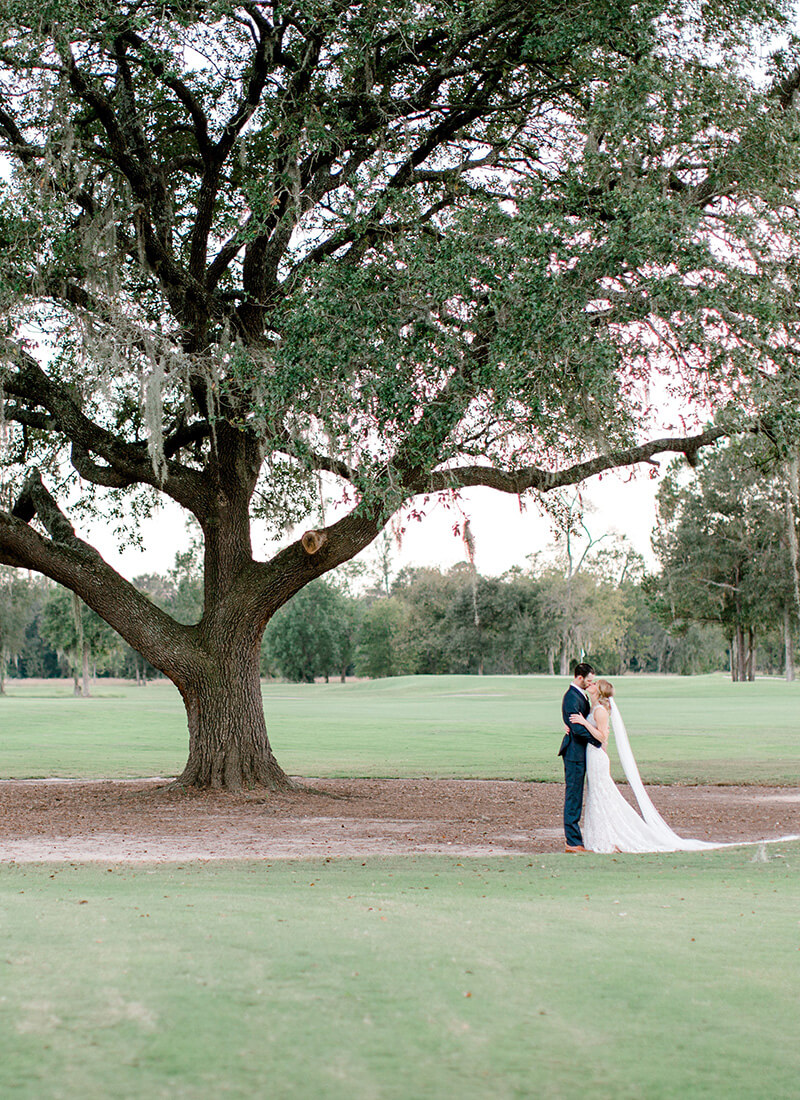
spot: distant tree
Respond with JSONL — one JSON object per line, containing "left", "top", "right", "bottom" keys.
{"left": 666, "top": 623, "right": 730, "bottom": 676}
{"left": 651, "top": 440, "right": 798, "bottom": 680}
{"left": 784, "top": 454, "right": 800, "bottom": 679}
{"left": 356, "top": 597, "right": 411, "bottom": 679}
{"left": 0, "top": 567, "right": 42, "bottom": 692}
{"left": 328, "top": 593, "right": 362, "bottom": 683}
{"left": 486, "top": 571, "right": 543, "bottom": 675}
{"left": 39, "top": 587, "right": 121, "bottom": 695}
{"left": 12, "top": 614, "right": 61, "bottom": 679}
{"left": 536, "top": 562, "right": 631, "bottom": 676}
{"left": 386, "top": 564, "right": 542, "bottom": 675}
{"left": 265, "top": 579, "right": 357, "bottom": 682}
{"left": 390, "top": 565, "right": 498, "bottom": 674}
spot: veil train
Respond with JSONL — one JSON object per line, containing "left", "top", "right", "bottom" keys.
{"left": 609, "top": 699, "right": 800, "bottom": 851}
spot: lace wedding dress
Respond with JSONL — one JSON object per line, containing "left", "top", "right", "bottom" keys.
{"left": 582, "top": 700, "right": 799, "bottom": 854}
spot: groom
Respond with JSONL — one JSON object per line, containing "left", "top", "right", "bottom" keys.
{"left": 558, "top": 662, "right": 601, "bottom": 853}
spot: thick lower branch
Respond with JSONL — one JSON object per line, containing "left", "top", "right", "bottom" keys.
{"left": 235, "top": 508, "right": 383, "bottom": 630}
{"left": 419, "top": 427, "right": 729, "bottom": 496}
{"left": 12, "top": 470, "right": 88, "bottom": 543}
{"left": 0, "top": 508, "right": 198, "bottom": 679}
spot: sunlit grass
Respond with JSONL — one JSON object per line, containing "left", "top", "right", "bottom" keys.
{"left": 2, "top": 677, "right": 799, "bottom": 1098}
{"left": 2, "top": 846, "right": 799, "bottom": 1099}
{"left": 1, "top": 673, "right": 798, "bottom": 784}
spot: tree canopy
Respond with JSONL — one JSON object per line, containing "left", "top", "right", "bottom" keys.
{"left": 0, "top": 0, "right": 799, "bottom": 786}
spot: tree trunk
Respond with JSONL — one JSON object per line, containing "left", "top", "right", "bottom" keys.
{"left": 546, "top": 648, "right": 555, "bottom": 676}
{"left": 174, "top": 644, "right": 295, "bottom": 791}
{"left": 746, "top": 628, "right": 756, "bottom": 682}
{"left": 787, "top": 456, "right": 800, "bottom": 632}
{"left": 785, "top": 605, "right": 795, "bottom": 682}
{"left": 732, "top": 623, "right": 744, "bottom": 682}
{"left": 0, "top": 452, "right": 381, "bottom": 793}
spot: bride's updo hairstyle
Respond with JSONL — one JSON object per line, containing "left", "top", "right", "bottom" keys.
{"left": 596, "top": 679, "right": 615, "bottom": 711}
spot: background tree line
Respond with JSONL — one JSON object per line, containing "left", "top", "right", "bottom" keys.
{"left": 2, "top": 439, "right": 797, "bottom": 689}
{"left": 260, "top": 551, "right": 733, "bottom": 682}
{"left": 0, "top": 550, "right": 717, "bottom": 688}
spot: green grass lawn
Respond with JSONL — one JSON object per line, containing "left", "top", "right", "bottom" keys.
{"left": 1, "top": 673, "right": 799, "bottom": 784}
{"left": 2, "top": 675, "right": 800, "bottom": 1098}
{"left": 2, "top": 847, "right": 799, "bottom": 1100}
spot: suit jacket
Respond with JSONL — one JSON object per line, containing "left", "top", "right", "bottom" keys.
{"left": 558, "top": 684, "right": 601, "bottom": 762}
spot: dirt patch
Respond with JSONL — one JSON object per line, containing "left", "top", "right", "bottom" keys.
{"left": 1, "top": 778, "right": 798, "bottom": 862}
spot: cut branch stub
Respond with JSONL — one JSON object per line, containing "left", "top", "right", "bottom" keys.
{"left": 11, "top": 471, "right": 80, "bottom": 545}
{"left": 301, "top": 529, "right": 328, "bottom": 555}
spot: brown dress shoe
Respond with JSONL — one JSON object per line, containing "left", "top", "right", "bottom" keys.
{"left": 564, "top": 844, "right": 588, "bottom": 853}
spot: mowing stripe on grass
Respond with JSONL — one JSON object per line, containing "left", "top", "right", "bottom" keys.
{"left": 1, "top": 845, "right": 799, "bottom": 1099}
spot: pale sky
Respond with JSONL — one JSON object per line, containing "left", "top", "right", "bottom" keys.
{"left": 81, "top": 462, "right": 665, "bottom": 585}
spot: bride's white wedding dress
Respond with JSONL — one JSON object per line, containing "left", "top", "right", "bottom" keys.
{"left": 584, "top": 739, "right": 690, "bottom": 853}
{"left": 582, "top": 700, "right": 800, "bottom": 854}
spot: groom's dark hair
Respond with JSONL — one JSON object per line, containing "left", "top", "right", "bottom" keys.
{"left": 574, "top": 662, "right": 594, "bottom": 679}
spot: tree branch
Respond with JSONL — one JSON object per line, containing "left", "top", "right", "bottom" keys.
{"left": 0, "top": 501, "right": 200, "bottom": 678}
{"left": 56, "top": 41, "right": 214, "bottom": 327}
{"left": 0, "top": 96, "right": 38, "bottom": 164}
{"left": 418, "top": 427, "right": 728, "bottom": 496}
{"left": 70, "top": 444, "right": 136, "bottom": 489}
{"left": 252, "top": 506, "right": 382, "bottom": 624}
{"left": 1, "top": 344, "right": 212, "bottom": 516}
{"left": 117, "top": 30, "right": 214, "bottom": 160}
{"left": 11, "top": 471, "right": 86, "bottom": 545}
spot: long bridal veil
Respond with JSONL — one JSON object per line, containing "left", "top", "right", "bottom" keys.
{"left": 609, "top": 699, "right": 800, "bottom": 852}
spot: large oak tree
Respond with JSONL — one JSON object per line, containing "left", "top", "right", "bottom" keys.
{"left": 0, "top": 0, "right": 798, "bottom": 788}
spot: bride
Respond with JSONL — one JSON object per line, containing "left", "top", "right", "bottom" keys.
{"left": 569, "top": 679, "right": 798, "bottom": 854}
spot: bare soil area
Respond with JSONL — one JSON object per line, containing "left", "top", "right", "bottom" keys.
{"left": 1, "top": 778, "right": 799, "bottom": 861}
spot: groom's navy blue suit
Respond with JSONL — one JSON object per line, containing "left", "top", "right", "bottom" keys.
{"left": 559, "top": 683, "right": 602, "bottom": 848}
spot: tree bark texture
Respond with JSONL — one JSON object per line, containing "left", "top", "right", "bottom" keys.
{"left": 731, "top": 626, "right": 742, "bottom": 682}
{"left": 174, "top": 644, "right": 293, "bottom": 791}
{"left": 730, "top": 624, "right": 756, "bottom": 682}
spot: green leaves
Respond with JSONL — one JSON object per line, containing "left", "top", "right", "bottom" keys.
{"left": 651, "top": 437, "right": 798, "bottom": 644}
{"left": 1, "top": 0, "right": 799, "bottom": 535}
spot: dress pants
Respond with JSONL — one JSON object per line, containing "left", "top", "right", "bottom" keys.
{"left": 563, "top": 757, "right": 586, "bottom": 847}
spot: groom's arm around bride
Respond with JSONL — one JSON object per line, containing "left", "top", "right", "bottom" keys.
{"left": 559, "top": 678, "right": 601, "bottom": 760}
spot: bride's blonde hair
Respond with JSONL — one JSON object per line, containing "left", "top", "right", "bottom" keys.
{"left": 596, "top": 679, "right": 615, "bottom": 711}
